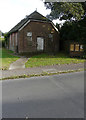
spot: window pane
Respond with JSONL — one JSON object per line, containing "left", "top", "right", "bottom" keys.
{"left": 27, "top": 36, "right": 32, "bottom": 46}
{"left": 27, "top": 36, "right": 32, "bottom": 41}
{"left": 27, "top": 32, "right": 32, "bottom": 37}
{"left": 75, "top": 44, "right": 79, "bottom": 51}
{"left": 70, "top": 44, "right": 74, "bottom": 51}
{"left": 80, "top": 45, "right": 84, "bottom": 51}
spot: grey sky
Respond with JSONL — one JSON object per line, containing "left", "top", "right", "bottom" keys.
{"left": 0, "top": 0, "right": 63, "bottom": 33}
{"left": 0, "top": 0, "right": 50, "bottom": 33}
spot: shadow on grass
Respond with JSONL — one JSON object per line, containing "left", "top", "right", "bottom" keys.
{"left": 0, "top": 48, "right": 85, "bottom": 60}
{"left": 20, "top": 51, "right": 70, "bottom": 58}
{"left": 0, "top": 48, "right": 19, "bottom": 58}
{"left": 23, "top": 52, "right": 85, "bottom": 60}
{"left": 0, "top": 48, "right": 85, "bottom": 70}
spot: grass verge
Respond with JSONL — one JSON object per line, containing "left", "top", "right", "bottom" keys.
{"left": 0, "top": 48, "right": 19, "bottom": 70}
{"left": 25, "top": 53, "right": 85, "bottom": 68}
{"left": 1, "top": 68, "right": 84, "bottom": 80}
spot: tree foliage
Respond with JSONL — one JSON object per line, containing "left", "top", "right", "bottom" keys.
{"left": 45, "top": 2, "right": 85, "bottom": 21}
{"left": 44, "top": 2, "right": 86, "bottom": 53}
{"left": 60, "top": 16, "right": 86, "bottom": 52}
{"left": 4, "top": 33, "right": 9, "bottom": 47}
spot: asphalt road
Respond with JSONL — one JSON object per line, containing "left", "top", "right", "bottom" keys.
{"left": 2, "top": 71, "right": 84, "bottom": 118}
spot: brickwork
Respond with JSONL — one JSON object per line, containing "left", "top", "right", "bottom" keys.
{"left": 9, "top": 32, "right": 18, "bottom": 52}
{"left": 18, "top": 21, "right": 59, "bottom": 54}
{"left": 9, "top": 21, "right": 59, "bottom": 54}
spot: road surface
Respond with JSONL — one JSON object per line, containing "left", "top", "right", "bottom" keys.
{"left": 2, "top": 71, "right": 84, "bottom": 118}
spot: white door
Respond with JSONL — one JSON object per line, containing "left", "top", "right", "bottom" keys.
{"left": 37, "top": 37, "right": 44, "bottom": 51}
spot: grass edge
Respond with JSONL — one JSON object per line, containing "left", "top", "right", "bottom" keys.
{"left": 1, "top": 68, "right": 85, "bottom": 80}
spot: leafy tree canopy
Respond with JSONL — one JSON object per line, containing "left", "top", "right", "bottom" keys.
{"left": 59, "top": 16, "right": 86, "bottom": 51}
{"left": 44, "top": 2, "right": 86, "bottom": 21}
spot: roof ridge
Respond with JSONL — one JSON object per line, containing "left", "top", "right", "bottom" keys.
{"left": 9, "top": 11, "right": 51, "bottom": 34}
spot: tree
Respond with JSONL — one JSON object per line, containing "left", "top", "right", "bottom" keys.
{"left": 4, "top": 33, "right": 9, "bottom": 47}
{"left": 56, "top": 23, "right": 61, "bottom": 31}
{"left": 59, "top": 16, "right": 86, "bottom": 52}
{"left": 45, "top": 2, "right": 85, "bottom": 21}
{"left": 44, "top": 2, "right": 86, "bottom": 54}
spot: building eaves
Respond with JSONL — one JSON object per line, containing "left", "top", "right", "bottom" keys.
{"left": 8, "top": 11, "right": 56, "bottom": 34}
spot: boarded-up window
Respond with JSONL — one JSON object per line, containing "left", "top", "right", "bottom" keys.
{"left": 75, "top": 44, "right": 79, "bottom": 51}
{"left": 70, "top": 43, "right": 84, "bottom": 52}
{"left": 70, "top": 44, "right": 74, "bottom": 51}
{"left": 27, "top": 36, "right": 32, "bottom": 41}
{"left": 80, "top": 45, "right": 84, "bottom": 51}
{"left": 27, "top": 36, "right": 32, "bottom": 46}
{"left": 27, "top": 32, "right": 32, "bottom": 46}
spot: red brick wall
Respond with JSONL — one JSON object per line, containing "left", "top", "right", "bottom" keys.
{"left": 10, "top": 21, "right": 59, "bottom": 54}
{"left": 9, "top": 32, "right": 18, "bottom": 52}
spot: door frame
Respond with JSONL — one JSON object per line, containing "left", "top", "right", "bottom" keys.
{"left": 36, "top": 37, "right": 45, "bottom": 51}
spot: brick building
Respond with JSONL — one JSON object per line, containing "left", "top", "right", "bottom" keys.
{"left": 8, "top": 11, "right": 59, "bottom": 54}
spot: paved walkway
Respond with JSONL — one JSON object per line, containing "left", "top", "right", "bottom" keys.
{"left": 1, "top": 63, "right": 84, "bottom": 79}
{"left": 9, "top": 57, "right": 29, "bottom": 70}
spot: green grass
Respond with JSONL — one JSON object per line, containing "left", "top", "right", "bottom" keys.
{"left": 0, "top": 48, "right": 19, "bottom": 70}
{"left": 25, "top": 53, "right": 85, "bottom": 68}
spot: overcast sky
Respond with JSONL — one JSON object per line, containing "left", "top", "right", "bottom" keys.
{"left": 0, "top": 0, "right": 62, "bottom": 33}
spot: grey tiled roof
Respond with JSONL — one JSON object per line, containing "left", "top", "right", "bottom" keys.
{"left": 9, "top": 11, "right": 51, "bottom": 34}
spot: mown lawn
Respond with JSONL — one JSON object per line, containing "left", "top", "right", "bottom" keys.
{"left": 0, "top": 48, "right": 19, "bottom": 70}
{"left": 25, "top": 53, "right": 85, "bottom": 68}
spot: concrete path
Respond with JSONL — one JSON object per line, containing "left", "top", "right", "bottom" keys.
{"left": 9, "top": 57, "right": 29, "bottom": 70}
{"left": 1, "top": 62, "right": 84, "bottom": 79}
